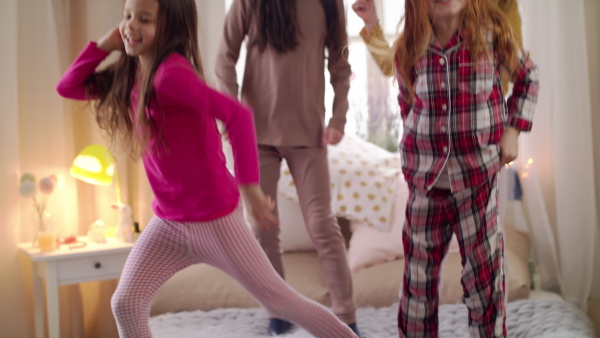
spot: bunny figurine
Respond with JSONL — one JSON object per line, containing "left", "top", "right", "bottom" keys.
{"left": 112, "top": 203, "right": 134, "bottom": 243}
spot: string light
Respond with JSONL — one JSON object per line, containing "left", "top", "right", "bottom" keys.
{"left": 55, "top": 174, "right": 66, "bottom": 190}
{"left": 503, "top": 158, "right": 534, "bottom": 176}
{"left": 520, "top": 158, "right": 534, "bottom": 179}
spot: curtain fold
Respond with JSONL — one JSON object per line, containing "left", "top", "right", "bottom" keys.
{"left": 0, "top": 0, "right": 30, "bottom": 336}
{"left": 519, "top": 0, "right": 598, "bottom": 310}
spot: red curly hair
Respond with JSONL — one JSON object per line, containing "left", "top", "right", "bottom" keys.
{"left": 393, "top": 0, "right": 524, "bottom": 103}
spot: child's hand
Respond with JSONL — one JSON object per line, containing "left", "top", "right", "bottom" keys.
{"left": 322, "top": 127, "right": 344, "bottom": 146}
{"left": 499, "top": 126, "right": 521, "bottom": 165}
{"left": 240, "top": 184, "right": 279, "bottom": 230}
{"left": 352, "top": 0, "right": 379, "bottom": 32}
{"left": 97, "top": 26, "right": 124, "bottom": 53}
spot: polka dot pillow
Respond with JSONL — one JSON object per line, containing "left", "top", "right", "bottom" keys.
{"left": 278, "top": 135, "right": 400, "bottom": 231}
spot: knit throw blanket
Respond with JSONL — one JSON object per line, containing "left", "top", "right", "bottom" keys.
{"left": 149, "top": 300, "right": 595, "bottom": 338}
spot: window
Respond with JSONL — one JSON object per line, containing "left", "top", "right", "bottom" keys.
{"left": 337, "top": 0, "right": 404, "bottom": 152}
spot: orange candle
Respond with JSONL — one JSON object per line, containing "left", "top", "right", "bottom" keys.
{"left": 38, "top": 232, "right": 57, "bottom": 252}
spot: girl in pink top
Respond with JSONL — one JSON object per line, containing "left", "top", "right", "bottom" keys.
{"left": 56, "top": 0, "right": 358, "bottom": 337}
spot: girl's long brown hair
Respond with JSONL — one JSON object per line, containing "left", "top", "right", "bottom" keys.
{"left": 85, "top": 0, "right": 203, "bottom": 159}
{"left": 251, "top": 0, "right": 343, "bottom": 52}
{"left": 394, "top": 0, "right": 524, "bottom": 103}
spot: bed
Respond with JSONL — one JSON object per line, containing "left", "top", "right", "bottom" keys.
{"left": 149, "top": 297, "right": 594, "bottom": 337}
{"left": 148, "top": 136, "right": 596, "bottom": 337}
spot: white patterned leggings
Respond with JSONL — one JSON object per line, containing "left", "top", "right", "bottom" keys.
{"left": 111, "top": 205, "right": 357, "bottom": 338}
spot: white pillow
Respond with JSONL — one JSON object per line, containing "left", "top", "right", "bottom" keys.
{"left": 347, "top": 177, "right": 408, "bottom": 272}
{"left": 346, "top": 168, "right": 509, "bottom": 271}
{"left": 278, "top": 135, "right": 400, "bottom": 232}
{"left": 277, "top": 195, "right": 315, "bottom": 252}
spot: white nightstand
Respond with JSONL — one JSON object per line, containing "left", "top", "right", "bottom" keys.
{"left": 19, "top": 237, "right": 134, "bottom": 338}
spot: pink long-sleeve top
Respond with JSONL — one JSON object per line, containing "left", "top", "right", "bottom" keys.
{"left": 57, "top": 42, "right": 260, "bottom": 222}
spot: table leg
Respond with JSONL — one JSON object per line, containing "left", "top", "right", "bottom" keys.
{"left": 32, "top": 262, "right": 44, "bottom": 338}
{"left": 45, "top": 261, "right": 60, "bottom": 338}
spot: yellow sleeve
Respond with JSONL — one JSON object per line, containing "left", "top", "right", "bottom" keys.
{"left": 359, "top": 23, "right": 395, "bottom": 78}
{"left": 497, "top": 0, "right": 523, "bottom": 89}
{"left": 500, "top": 0, "right": 522, "bottom": 44}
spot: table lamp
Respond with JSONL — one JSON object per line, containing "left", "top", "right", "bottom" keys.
{"left": 70, "top": 144, "right": 134, "bottom": 242}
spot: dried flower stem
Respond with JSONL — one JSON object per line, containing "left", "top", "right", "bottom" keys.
{"left": 32, "top": 195, "right": 47, "bottom": 232}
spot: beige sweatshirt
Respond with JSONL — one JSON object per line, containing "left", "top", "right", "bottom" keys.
{"left": 215, "top": 0, "right": 351, "bottom": 147}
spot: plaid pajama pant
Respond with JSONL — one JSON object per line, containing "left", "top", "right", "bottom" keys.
{"left": 111, "top": 205, "right": 357, "bottom": 338}
{"left": 398, "top": 174, "right": 505, "bottom": 338}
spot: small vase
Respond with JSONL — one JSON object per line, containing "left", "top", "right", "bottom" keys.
{"left": 32, "top": 210, "right": 56, "bottom": 252}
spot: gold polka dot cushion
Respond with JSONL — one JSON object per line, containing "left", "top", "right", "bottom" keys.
{"left": 278, "top": 135, "right": 400, "bottom": 231}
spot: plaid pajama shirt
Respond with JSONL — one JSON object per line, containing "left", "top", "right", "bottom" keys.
{"left": 396, "top": 30, "right": 539, "bottom": 337}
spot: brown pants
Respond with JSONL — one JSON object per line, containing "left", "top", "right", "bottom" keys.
{"left": 251, "top": 145, "right": 357, "bottom": 324}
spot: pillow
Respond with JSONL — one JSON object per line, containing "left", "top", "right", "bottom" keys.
{"left": 351, "top": 224, "right": 531, "bottom": 308}
{"left": 345, "top": 175, "right": 488, "bottom": 272}
{"left": 278, "top": 135, "right": 400, "bottom": 231}
{"left": 347, "top": 176, "right": 408, "bottom": 272}
{"left": 347, "top": 218, "right": 403, "bottom": 273}
{"left": 277, "top": 194, "right": 316, "bottom": 252}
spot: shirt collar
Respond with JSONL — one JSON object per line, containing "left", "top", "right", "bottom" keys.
{"left": 429, "top": 29, "right": 464, "bottom": 53}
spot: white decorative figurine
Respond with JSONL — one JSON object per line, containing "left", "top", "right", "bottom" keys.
{"left": 113, "top": 203, "right": 134, "bottom": 243}
{"left": 87, "top": 220, "right": 107, "bottom": 243}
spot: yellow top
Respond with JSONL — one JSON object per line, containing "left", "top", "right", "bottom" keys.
{"left": 360, "top": 0, "right": 522, "bottom": 89}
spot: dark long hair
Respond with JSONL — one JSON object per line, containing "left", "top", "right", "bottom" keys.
{"left": 85, "top": 0, "right": 203, "bottom": 159}
{"left": 252, "top": 0, "right": 342, "bottom": 53}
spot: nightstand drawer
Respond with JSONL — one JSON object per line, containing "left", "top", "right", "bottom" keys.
{"left": 56, "top": 252, "right": 130, "bottom": 285}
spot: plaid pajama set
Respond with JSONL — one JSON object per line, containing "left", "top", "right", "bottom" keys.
{"left": 396, "top": 30, "right": 539, "bottom": 337}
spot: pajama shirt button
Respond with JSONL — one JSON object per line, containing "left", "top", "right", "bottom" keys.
{"left": 441, "top": 81, "right": 446, "bottom": 89}
{"left": 439, "top": 58, "right": 446, "bottom": 66}
{"left": 441, "top": 126, "right": 447, "bottom": 133}
{"left": 443, "top": 146, "right": 448, "bottom": 153}
{"left": 442, "top": 104, "right": 448, "bottom": 111}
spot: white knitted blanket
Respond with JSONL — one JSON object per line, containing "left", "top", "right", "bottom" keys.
{"left": 149, "top": 300, "right": 595, "bottom": 338}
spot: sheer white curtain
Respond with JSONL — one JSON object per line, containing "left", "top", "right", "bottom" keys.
{"left": 0, "top": 0, "right": 134, "bottom": 336}
{"left": 1, "top": 0, "right": 82, "bottom": 336}
{"left": 518, "top": 0, "right": 598, "bottom": 310}
{"left": 336, "top": 0, "right": 404, "bottom": 151}
{"left": 0, "top": 0, "right": 29, "bottom": 336}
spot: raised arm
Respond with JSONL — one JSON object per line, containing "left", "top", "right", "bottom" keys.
{"left": 495, "top": 0, "right": 523, "bottom": 90}
{"left": 352, "top": 0, "right": 394, "bottom": 77}
{"left": 56, "top": 43, "right": 110, "bottom": 100}
{"left": 56, "top": 27, "right": 122, "bottom": 100}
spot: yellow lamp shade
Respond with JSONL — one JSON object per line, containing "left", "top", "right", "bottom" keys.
{"left": 70, "top": 144, "right": 115, "bottom": 186}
